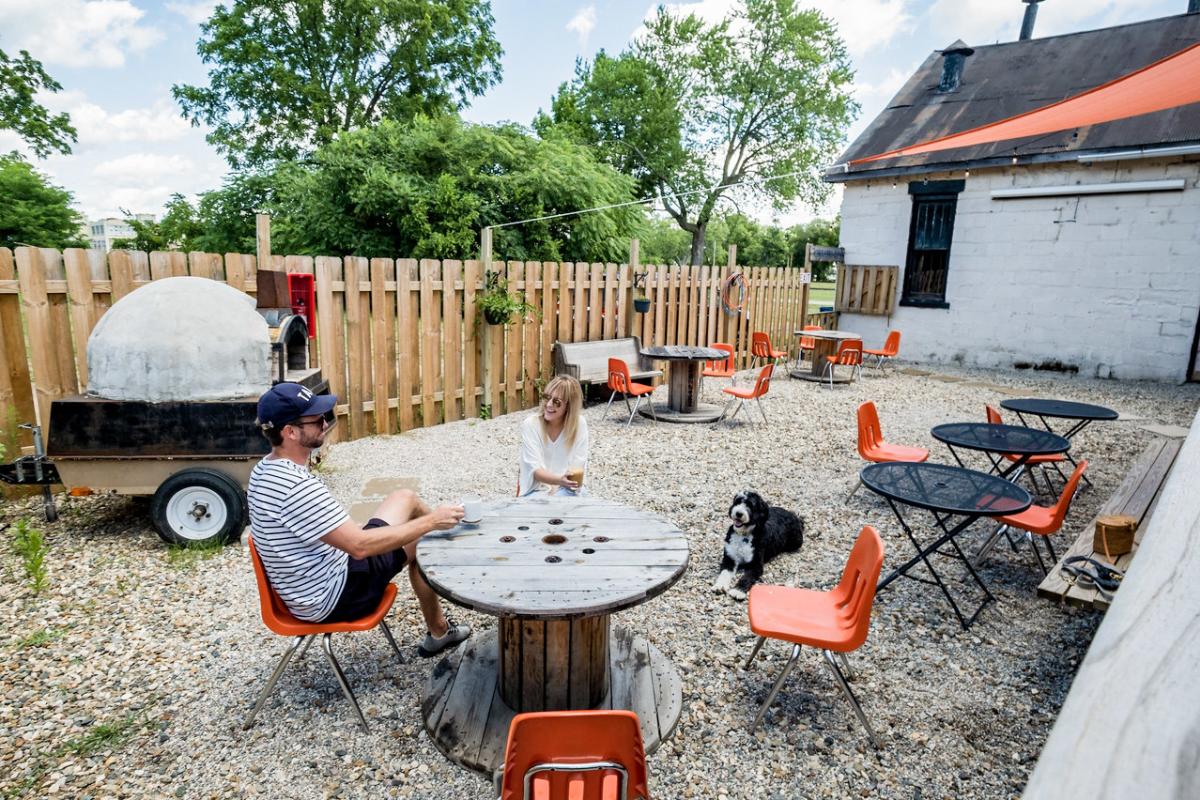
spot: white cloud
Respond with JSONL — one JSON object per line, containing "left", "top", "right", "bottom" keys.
{"left": 567, "top": 6, "right": 597, "bottom": 43}
{"left": 924, "top": 0, "right": 1169, "bottom": 46}
{"left": 0, "top": 0, "right": 162, "bottom": 68}
{"left": 166, "top": 1, "right": 222, "bottom": 26}
{"left": 93, "top": 153, "right": 195, "bottom": 182}
{"left": 71, "top": 99, "right": 193, "bottom": 145}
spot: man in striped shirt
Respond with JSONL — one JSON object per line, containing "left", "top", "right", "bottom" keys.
{"left": 247, "top": 382, "right": 469, "bottom": 658}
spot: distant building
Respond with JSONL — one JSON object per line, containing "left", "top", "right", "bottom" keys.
{"left": 827, "top": 4, "right": 1200, "bottom": 382}
{"left": 87, "top": 215, "right": 154, "bottom": 252}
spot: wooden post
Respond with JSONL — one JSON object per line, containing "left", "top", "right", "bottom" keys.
{"left": 255, "top": 214, "right": 271, "bottom": 273}
{"left": 480, "top": 227, "right": 494, "bottom": 417}
{"left": 627, "top": 239, "right": 639, "bottom": 337}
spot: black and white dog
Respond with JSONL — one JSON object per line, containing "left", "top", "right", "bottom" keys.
{"left": 713, "top": 490, "right": 804, "bottom": 600}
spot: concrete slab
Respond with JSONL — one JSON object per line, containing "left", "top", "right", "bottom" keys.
{"left": 349, "top": 476, "right": 422, "bottom": 523}
{"left": 1138, "top": 424, "right": 1191, "bottom": 439}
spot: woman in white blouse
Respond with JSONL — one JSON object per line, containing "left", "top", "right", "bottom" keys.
{"left": 518, "top": 375, "right": 589, "bottom": 496}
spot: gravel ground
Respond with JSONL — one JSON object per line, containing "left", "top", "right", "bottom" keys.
{"left": 2, "top": 363, "right": 1198, "bottom": 800}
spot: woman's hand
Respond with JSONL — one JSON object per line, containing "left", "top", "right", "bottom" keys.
{"left": 557, "top": 474, "right": 579, "bottom": 490}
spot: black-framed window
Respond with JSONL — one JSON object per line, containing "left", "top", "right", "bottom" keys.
{"left": 900, "top": 180, "right": 963, "bottom": 308}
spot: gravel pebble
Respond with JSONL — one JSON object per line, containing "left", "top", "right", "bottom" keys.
{"left": 1, "top": 363, "right": 1196, "bottom": 799}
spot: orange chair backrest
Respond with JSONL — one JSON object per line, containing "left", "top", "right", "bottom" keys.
{"left": 857, "top": 401, "right": 883, "bottom": 458}
{"left": 748, "top": 363, "right": 774, "bottom": 398}
{"left": 607, "top": 358, "right": 633, "bottom": 394}
{"left": 705, "top": 343, "right": 735, "bottom": 372}
{"left": 828, "top": 526, "right": 885, "bottom": 651}
{"left": 1046, "top": 460, "right": 1088, "bottom": 530}
{"left": 499, "top": 710, "right": 650, "bottom": 800}
{"left": 248, "top": 535, "right": 303, "bottom": 634}
{"left": 881, "top": 330, "right": 901, "bottom": 357}
{"left": 834, "top": 339, "right": 863, "bottom": 366}
{"left": 750, "top": 331, "right": 773, "bottom": 359}
{"left": 985, "top": 405, "right": 1003, "bottom": 425}
{"left": 800, "top": 325, "right": 820, "bottom": 349}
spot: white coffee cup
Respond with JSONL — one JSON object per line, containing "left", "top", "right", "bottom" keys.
{"left": 462, "top": 496, "right": 483, "bottom": 523}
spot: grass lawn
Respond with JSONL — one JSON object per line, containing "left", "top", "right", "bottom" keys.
{"left": 808, "top": 280, "right": 835, "bottom": 313}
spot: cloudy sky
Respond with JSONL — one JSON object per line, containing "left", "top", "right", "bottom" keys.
{"left": 0, "top": 0, "right": 1188, "bottom": 225}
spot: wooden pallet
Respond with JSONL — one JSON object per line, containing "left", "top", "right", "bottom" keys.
{"left": 1037, "top": 437, "right": 1183, "bottom": 609}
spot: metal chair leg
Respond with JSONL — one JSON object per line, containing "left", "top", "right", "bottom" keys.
{"left": 973, "top": 523, "right": 1009, "bottom": 567}
{"left": 297, "top": 635, "right": 316, "bottom": 660}
{"left": 627, "top": 396, "right": 640, "bottom": 427}
{"left": 743, "top": 636, "right": 767, "bottom": 670}
{"left": 836, "top": 652, "right": 855, "bottom": 681}
{"left": 756, "top": 397, "right": 768, "bottom": 425}
{"left": 1027, "top": 534, "right": 1049, "bottom": 575}
{"left": 750, "top": 644, "right": 800, "bottom": 733}
{"left": 728, "top": 399, "right": 745, "bottom": 421}
{"left": 321, "top": 632, "right": 369, "bottom": 732}
{"left": 378, "top": 621, "right": 403, "bottom": 661}
{"left": 822, "top": 649, "right": 880, "bottom": 749}
{"left": 244, "top": 635, "right": 308, "bottom": 730}
{"left": 605, "top": 390, "right": 618, "bottom": 419}
{"left": 846, "top": 478, "right": 863, "bottom": 503}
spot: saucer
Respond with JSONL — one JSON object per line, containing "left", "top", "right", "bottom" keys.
{"left": 461, "top": 517, "right": 482, "bottom": 525}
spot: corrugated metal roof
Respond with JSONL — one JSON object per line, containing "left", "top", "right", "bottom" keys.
{"left": 829, "top": 13, "right": 1200, "bottom": 181}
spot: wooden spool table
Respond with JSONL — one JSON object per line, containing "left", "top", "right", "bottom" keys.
{"left": 417, "top": 495, "right": 689, "bottom": 775}
{"left": 790, "top": 329, "right": 861, "bottom": 383}
{"left": 638, "top": 344, "right": 729, "bottom": 423}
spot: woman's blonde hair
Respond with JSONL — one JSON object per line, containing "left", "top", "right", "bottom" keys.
{"left": 539, "top": 375, "right": 583, "bottom": 448}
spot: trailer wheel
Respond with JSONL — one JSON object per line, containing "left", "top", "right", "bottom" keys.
{"left": 151, "top": 468, "right": 245, "bottom": 547}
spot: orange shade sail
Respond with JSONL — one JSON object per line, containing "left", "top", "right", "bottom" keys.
{"left": 851, "top": 40, "right": 1200, "bottom": 165}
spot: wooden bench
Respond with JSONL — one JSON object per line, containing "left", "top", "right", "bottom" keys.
{"left": 551, "top": 336, "right": 662, "bottom": 387}
{"left": 1037, "top": 436, "right": 1184, "bottom": 610}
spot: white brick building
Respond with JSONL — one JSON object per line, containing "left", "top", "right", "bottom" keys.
{"left": 828, "top": 6, "right": 1200, "bottom": 382}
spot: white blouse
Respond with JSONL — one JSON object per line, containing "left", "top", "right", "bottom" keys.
{"left": 518, "top": 413, "right": 590, "bottom": 496}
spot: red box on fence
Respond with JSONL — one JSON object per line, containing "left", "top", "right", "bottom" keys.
{"left": 288, "top": 273, "right": 316, "bottom": 339}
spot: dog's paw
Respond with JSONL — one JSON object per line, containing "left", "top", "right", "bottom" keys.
{"left": 726, "top": 587, "right": 747, "bottom": 601}
{"left": 713, "top": 570, "right": 734, "bottom": 592}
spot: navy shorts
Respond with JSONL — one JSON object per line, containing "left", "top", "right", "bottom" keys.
{"left": 324, "top": 518, "right": 408, "bottom": 622}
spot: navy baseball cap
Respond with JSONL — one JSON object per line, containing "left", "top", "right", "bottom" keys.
{"left": 257, "top": 383, "right": 337, "bottom": 430}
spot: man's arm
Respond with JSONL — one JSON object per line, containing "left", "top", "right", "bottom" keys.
{"left": 320, "top": 504, "right": 464, "bottom": 559}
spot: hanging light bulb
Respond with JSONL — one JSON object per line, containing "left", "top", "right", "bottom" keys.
{"left": 965, "top": 169, "right": 971, "bottom": 177}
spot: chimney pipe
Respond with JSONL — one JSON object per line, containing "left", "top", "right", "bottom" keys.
{"left": 1189, "top": 0, "right": 1199, "bottom": 14}
{"left": 938, "top": 43, "right": 975, "bottom": 93}
{"left": 1020, "top": 0, "right": 1045, "bottom": 41}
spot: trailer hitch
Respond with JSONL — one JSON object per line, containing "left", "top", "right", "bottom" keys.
{"left": 0, "top": 424, "right": 60, "bottom": 523}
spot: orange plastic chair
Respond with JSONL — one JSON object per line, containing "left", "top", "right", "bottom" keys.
{"left": 244, "top": 535, "right": 403, "bottom": 732}
{"left": 750, "top": 331, "right": 788, "bottom": 369}
{"left": 796, "top": 325, "right": 821, "bottom": 366}
{"left": 862, "top": 330, "right": 901, "bottom": 371}
{"left": 744, "top": 526, "right": 885, "bottom": 747}
{"left": 849, "top": 402, "right": 930, "bottom": 500}
{"left": 720, "top": 363, "right": 773, "bottom": 424}
{"left": 985, "top": 405, "right": 1068, "bottom": 494}
{"left": 498, "top": 710, "right": 650, "bottom": 800}
{"left": 822, "top": 339, "right": 863, "bottom": 388}
{"left": 701, "top": 342, "right": 736, "bottom": 397}
{"left": 605, "top": 358, "right": 656, "bottom": 427}
{"left": 981, "top": 460, "right": 1088, "bottom": 575}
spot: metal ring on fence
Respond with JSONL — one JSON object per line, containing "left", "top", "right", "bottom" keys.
{"left": 720, "top": 272, "right": 747, "bottom": 316}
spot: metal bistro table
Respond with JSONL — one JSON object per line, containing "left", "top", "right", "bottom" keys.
{"left": 790, "top": 330, "right": 861, "bottom": 383}
{"left": 1000, "top": 399, "right": 1118, "bottom": 488}
{"left": 862, "top": 462, "right": 1032, "bottom": 629}
{"left": 931, "top": 422, "right": 1070, "bottom": 480}
{"left": 638, "top": 345, "right": 729, "bottom": 423}
{"left": 417, "top": 495, "right": 689, "bottom": 775}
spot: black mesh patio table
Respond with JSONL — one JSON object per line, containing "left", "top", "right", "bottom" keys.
{"left": 861, "top": 462, "right": 1032, "bottom": 629}
{"left": 931, "top": 422, "right": 1070, "bottom": 479}
{"left": 1000, "top": 399, "right": 1118, "bottom": 487}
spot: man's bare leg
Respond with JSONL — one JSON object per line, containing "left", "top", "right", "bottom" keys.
{"left": 372, "top": 490, "right": 449, "bottom": 637}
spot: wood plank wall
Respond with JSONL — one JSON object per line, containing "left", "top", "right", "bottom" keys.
{"left": 0, "top": 246, "right": 824, "bottom": 442}
{"left": 835, "top": 265, "right": 898, "bottom": 315}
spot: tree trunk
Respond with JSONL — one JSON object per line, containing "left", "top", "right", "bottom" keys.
{"left": 688, "top": 226, "right": 707, "bottom": 266}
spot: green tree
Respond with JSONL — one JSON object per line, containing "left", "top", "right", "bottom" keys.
{"left": 173, "top": 0, "right": 504, "bottom": 168}
{"left": 788, "top": 216, "right": 840, "bottom": 280}
{"left": 537, "top": 0, "right": 855, "bottom": 265}
{"left": 0, "top": 153, "right": 86, "bottom": 249}
{"left": 110, "top": 194, "right": 206, "bottom": 251}
{"left": 267, "top": 116, "right": 644, "bottom": 262}
{"left": 0, "top": 48, "right": 76, "bottom": 158}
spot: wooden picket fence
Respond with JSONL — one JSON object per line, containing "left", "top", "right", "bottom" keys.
{"left": 0, "top": 246, "right": 828, "bottom": 447}
{"left": 835, "top": 265, "right": 898, "bottom": 315}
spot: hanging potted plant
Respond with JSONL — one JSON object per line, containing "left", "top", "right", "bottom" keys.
{"left": 633, "top": 294, "right": 651, "bottom": 313}
{"left": 477, "top": 271, "right": 539, "bottom": 325}
{"left": 632, "top": 270, "right": 651, "bottom": 313}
